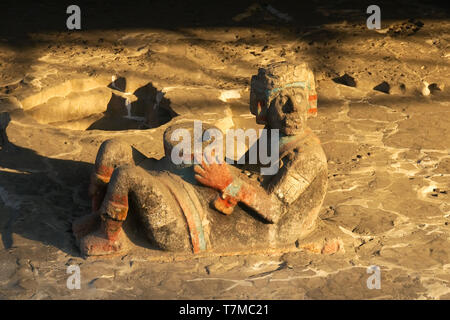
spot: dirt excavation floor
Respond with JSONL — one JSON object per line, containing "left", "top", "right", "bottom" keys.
{"left": 0, "top": 1, "right": 449, "bottom": 299}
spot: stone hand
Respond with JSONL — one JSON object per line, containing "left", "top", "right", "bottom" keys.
{"left": 213, "top": 193, "right": 238, "bottom": 215}
{"left": 194, "top": 153, "right": 234, "bottom": 192}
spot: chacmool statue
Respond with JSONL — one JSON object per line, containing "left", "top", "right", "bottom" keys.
{"left": 72, "top": 61, "right": 328, "bottom": 257}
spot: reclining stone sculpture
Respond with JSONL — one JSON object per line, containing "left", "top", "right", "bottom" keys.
{"left": 72, "top": 61, "right": 328, "bottom": 257}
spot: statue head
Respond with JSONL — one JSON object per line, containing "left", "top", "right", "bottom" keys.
{"left": 164, "top": 121, "right": 225, "bottom": 169}
{"left": 249, "top": 61, "right": 317, "bottom": 135}
{"left": 265, "top": 87, "right": 308, "bottom": 135}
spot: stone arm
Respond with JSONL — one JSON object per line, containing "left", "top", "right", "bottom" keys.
{"left": 219, "top": 171, "right": 283, "bottom": 223}
{"left": 194, "top": 146, "right": 326, "bottom": 223}
{"left": 268, "top": 143, "right": 327, "bottom": 207}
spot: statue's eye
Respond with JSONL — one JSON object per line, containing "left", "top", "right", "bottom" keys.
{"left": 282, "top": 97, "right": 295, "bottom": 114}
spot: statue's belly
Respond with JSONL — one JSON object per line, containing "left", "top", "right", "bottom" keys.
{"left": 276, "top": 168, "right": 328, "bottom": 243}
{"left": 145, "top": 167, "right": 326, "bottom": 254}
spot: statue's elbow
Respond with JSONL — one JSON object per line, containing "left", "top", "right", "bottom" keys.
{"left": 268, "top": 214, "right": 280, "bottom": 224}
{"left": 264, "top": 204, "right": 283, "bottom": 224}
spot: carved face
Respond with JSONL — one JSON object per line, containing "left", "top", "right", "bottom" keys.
{"left": 250, "top": 62, "right": 317, "bottom": 128}
{"left": 266, "top": 88, "right": 308, "bottom": 135}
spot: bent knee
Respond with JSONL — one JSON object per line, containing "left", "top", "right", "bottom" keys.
{"left": 96, "top": 139, "right": 133, "bottom": 168}
{"left": 111, "top": 164, "right": 139, "bottom": 181}
{"left": 109, "top": 165, "right": 153, "bottom": 190}
{"left": 100, "top": 138, "right": 130, "bottom": 151}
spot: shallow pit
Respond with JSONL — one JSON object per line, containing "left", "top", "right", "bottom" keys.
{"left": 21, "top": 77, "right": 175, "bottom": 131}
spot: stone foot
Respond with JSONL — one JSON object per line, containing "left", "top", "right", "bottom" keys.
{"left": 80, "top": 221, "right": 130, "bottom": 257}
{"left": 72, "top": 213, "right": 101, "bottom": 244}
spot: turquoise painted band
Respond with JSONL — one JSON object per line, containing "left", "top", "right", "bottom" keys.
{"left": 224, "top": 179, "right": 243, "bottom": 198}
{"left": 192, "top": 205, "right": 207, "bottom": 251}
{"left": 265, "top": 81, "right": 310, "bottom": 99}
{"left": 181, "top": 181, "right": 207, "bottom": 252}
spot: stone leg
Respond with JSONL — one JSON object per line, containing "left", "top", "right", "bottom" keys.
{"left": 73, "top": 139, "right": 136, "bottom": 243}
{"left": 89, "top": 139, "right": 136, "bottom": 211}
{"left": 80, "top": 165, "right": 191, "bottom": 256}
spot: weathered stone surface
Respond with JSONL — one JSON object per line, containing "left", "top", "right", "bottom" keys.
{"left": 0, "top": 1, "right": 449, "bottom": 299}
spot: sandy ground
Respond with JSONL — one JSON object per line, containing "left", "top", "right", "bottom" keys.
{"left": 0, "top": 1, "right": 449, "bottom": 299}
